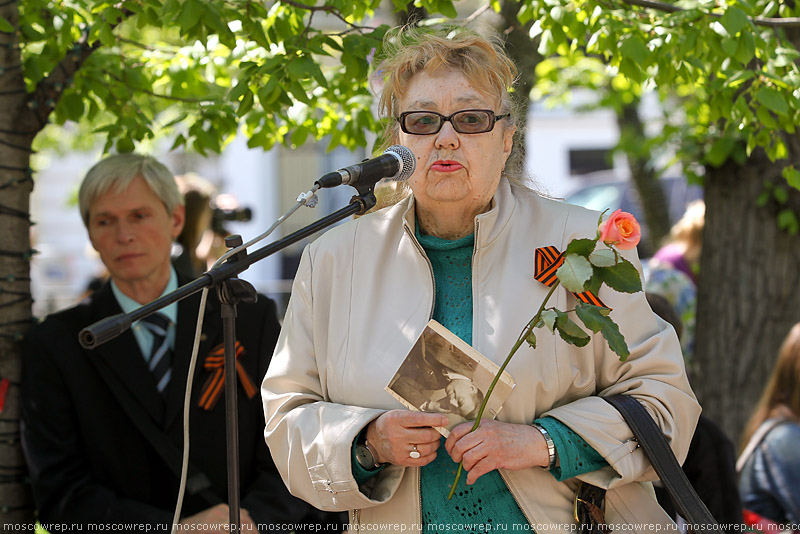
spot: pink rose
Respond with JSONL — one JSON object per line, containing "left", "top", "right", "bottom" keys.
{"left": 599, "top": 209, "right": 641, "bottom": 250}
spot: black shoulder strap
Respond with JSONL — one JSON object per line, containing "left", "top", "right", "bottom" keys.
{"left": 604, "top": 395, "right": 718, "bottom": 529}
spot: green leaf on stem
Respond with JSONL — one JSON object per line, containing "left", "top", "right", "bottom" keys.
{"left": 565, "top": 238, "right": 597, "bottom": 258}
{"left": 557, "top": 254, "right": 593, "bottom": 293}
{"left": 555, "top": 310, "right": 591, "bottom": 347}
{"left": 585, "top": 270, "right": 603, "bottom": 297}
{"left": 526, "top": 331, "right": 537, "bottom": 348}
{"left": 600, "top": 319, "right": 629, "bottom": 361}
{"left": 597, "top": 257, "right": 642, "bottom": 293}
{"left": 575, "top": 303, "right": 610, "bottom": 332}
{"left": 575, "top": 303, "right": 628, "bottom": 360}
{"left": 541, "top": 309, "right": 558, "bottom": 332}
{"left": 589, "top": 248, "right": 617, "bottom": 267}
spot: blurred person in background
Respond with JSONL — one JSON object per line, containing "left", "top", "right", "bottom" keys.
{"left": 21, "top": 153, "right": 344, "bottom": 532}
{"left": 645, "top": 199, "right": 705, "bottom": 366}
{"left": 738, "top": 323, "right": 800, "bottom": 528}
{"left": 173, "top": 172, "right": 217, "bottom": 278}
{"left": 646, "top": 292, "right": 743, "bottom": 529}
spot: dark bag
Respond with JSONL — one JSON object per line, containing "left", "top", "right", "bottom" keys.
{"left": 574, "top": 395, "right": 719, "bottom": 532}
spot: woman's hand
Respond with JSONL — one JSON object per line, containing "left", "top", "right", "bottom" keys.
{"left": 367, "top": 410, "right": 450, "bottom": 466}
{"left": 445, "top": 419, "right": 550, "bottom": 484}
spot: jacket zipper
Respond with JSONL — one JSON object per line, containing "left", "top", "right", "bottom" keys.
{"left": 471, "top": 217, "right": 480, "bottom": 344}
{"left": 352, "top": 508, "right": 360, "bottom": 531}
{"left": 403, "top": 225, "right": 436, "bottom": 320}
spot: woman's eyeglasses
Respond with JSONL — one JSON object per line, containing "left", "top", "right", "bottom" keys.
{"left": 397, "top": 109, "right": 510, "bottom": 135}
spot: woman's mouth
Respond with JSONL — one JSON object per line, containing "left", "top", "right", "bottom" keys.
{"left": 431, "top": 160, "right": 463, "bottom": 173}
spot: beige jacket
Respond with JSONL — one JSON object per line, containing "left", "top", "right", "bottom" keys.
{"left": 262, "top": 180, "right": 701, "bottom": 532}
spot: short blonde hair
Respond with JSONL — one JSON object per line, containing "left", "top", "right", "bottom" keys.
{"left": 373, "top": 23, "right": 526, "bottom": 188}
{"left": 78, "top": 153, "right": 183, "bottom": 227}
{"left": 377, "top": 24, "right": 517, "bottom": 123}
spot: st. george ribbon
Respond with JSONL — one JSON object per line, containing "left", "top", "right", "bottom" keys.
{"left": 315, "top": 145, "right": 416, "bottom": 189}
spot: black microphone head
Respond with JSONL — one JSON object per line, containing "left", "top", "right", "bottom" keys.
{"left": 385, "top": 145, "right": 416, "bottom": 182}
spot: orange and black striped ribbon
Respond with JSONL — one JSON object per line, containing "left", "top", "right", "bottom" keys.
{"left": 534, "top": 246, "right": 609, "bottom": 309}
{"left": 198, "top": 341, "right": 257, "bottom": 411}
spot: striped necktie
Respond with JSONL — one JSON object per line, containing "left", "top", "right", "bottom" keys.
{"left": 140, "top": 313, "right": 172, "bottom": 395}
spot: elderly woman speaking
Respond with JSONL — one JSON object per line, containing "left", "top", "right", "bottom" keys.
{"left": 262, "top": 24, "right": 700, "bottom": 532}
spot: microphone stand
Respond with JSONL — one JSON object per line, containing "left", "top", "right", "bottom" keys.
{"left": 80, "top": 189, "right": 377, "bottom": 530}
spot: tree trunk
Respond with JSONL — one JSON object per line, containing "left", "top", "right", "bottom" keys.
{"left": 617, "top": 101, "right": 671, "bottom": 253}
{"left": 498, "top": 0, "right": 540, "bottom": 130}
{"left": 0, "top": 2, "right": 37, "bottom": 526}
{"left": 694, "top": 133, "right": 800, "bottom": 446}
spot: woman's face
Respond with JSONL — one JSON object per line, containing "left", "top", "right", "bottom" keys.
{"left": 397, "top": 68, "right": 515, "bottom": 220}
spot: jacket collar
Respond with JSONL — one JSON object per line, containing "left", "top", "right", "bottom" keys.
{"left": 87, "top": 282, "right": 167, "bottom": 424}
{"left": 399, "top": 177, "right": 517, "bottom": 248}
{"left": 86, "top": 269, "right": 221, "bottom": 429}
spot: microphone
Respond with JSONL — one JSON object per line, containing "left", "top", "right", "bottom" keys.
{"left": 315, "top": 145, "right": 416, "bottom": 189}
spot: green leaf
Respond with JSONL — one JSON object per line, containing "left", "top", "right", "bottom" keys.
{"left": 557, "top": 254, "right": 593, "bottom": 293}
{"left": 619, "top": 35, "right": 649, "bottom": 65}
{"left": 777, "top": 209, "right": 799, "bottom": 234}
{"left": 756, "top": 105, "right": 778, "bottom": 129}
{"left": 597, "top": 257, "right": 642, "bottom": 293}
{"left": 565, "top": 238, "right": 597, "bottom": 258}
{"left": 773, "top": 186, "right": 788, "bottom": 204}
{"left": 541, "top": 309, "right": 558, "bottom": 333}
{"left": 557, "top": 329, "right": 592, "bottom": 347}
{"left": 720, "top": 6, "right": 749, "bottom": 35}
{"left": 706, "top": 136, "right": 736, "bottom": 167}
{"left": 589, "top": 248, "right": 617, "bottom": 268}
{"left": 755, "top": 87, "right": 788, "bottom": 116}
{"left": 59, "top": 92, "right": 85, "bottom": 122}
{"left": 782, "top": 166, "right": 800, "bottom": 191}
{"left": 526, "top": 331, "right": 537, "bottom": 349}
{"left": 117, "top": 136, "right": 135, "bottom": 153}
{"left": 555, "top": 311, "right": 591, "bottom": 346}
{"left": 619, "top": 58, "right": 644, "bottom": 83}
{"left": 0, "top": 17, "right": 13, "bottom": 33}
{"left": 575, "top": 303, "right": 610, "bottom": 333}
{"left": 735, "top": 32, "right": 756, "bottom": 65}
{"left": 575, "top": 303, "right": 627, "bottom": 360}
{"left": 721, "top": 37, "right": 738, "bottom": 58}
{"left": 586, "top": 271, "right": 603, "bottom": 297}
{"left": 600, "top": 318, "right": 629, "bottom": 361}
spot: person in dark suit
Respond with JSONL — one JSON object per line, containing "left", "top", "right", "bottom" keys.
{"left": 21, "top": 153, "right": 343, "bottom": 531}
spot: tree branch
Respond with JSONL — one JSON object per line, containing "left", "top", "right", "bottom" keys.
{"left": 27, "top": 8, "right": 136, "bottom": 128}
{"left": 105, "top": 71, "right": 215, "bottom": 104}
{"left": 622, "top": 0, "right": 800, "bottom": 28}
{"left": 280, "top": 0, "right": 373, "bottom": 30}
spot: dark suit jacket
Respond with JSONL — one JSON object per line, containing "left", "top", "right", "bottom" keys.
{"left": 21, "top": 272, "right": 341, "bottom": 530}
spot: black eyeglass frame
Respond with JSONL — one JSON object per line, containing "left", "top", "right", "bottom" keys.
{"left": 396, "top": 109, "right": 511, "bottom": 135}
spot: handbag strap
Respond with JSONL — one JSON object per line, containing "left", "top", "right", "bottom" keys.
{"left": 604, "top": 395, "right": 718, "bottom": 528}
{"left": 736, "top": 418, "right": 786, "bottom": 474}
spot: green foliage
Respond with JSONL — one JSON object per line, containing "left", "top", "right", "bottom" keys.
{"left": 19, "top": 0, "right": 455, "bottom": 155}
{"left": 525, "top": 0, "right": 800, "bottom": 188}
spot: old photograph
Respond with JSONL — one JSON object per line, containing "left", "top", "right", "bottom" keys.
{"left": 386, "top": 320, "right": 516, "bottom": 436}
